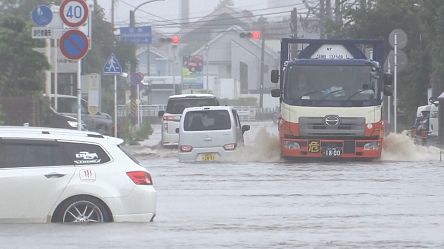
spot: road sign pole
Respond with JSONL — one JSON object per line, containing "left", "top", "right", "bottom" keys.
{"left": 54, "top": 38, "right": 58, "bottom": 111}
{"left": 77, "top": 59, "right": 82, "bottom": 131}
{"left": 114, "top": 75, "right": 118, "bottom": 137}
{"left": 394, "top": 32, "right": 398, "bottom": 133}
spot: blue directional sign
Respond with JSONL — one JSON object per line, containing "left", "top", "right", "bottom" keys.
{"left": 103, "top": 54, "right": 122, "bottom": 76}
{"left": 31, "top": 5, "right": 53, "bottom": 27}
{"left": 60, "top": 30, "right": 89, "bottom": 60}
{"left": 120, "top": 26, "right": 152, "bottom": 44}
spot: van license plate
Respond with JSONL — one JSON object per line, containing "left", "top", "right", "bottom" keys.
{"left": 323, "top": 148, "right": 342, "bottom": 157}
{"left": 201, "top": 153, "right": 216, "bottom": 161}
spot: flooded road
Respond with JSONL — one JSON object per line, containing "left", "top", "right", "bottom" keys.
{"left": 1, "top": 122, "right": 444, "bottom": 248}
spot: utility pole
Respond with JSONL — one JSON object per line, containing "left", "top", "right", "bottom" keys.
{"left": 129, "top": 10, "right": 137, "bottom": 125}
{"left": 334, "top": 0, "right": 342, "bottom": 26}
{"left": 111, "top": 0, "right": 115, "bottom": 31}
{"left": 290, "top": 8, "right": 298, "bottom": 38}
{"left": 259, "top": 20, "right": 265, "bottom": 110}
{"left": 320, "top": 0, "right": 325, "bottom": 38}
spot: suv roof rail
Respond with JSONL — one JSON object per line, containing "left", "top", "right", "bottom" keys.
{"left": 87, "top": 134, "right": 104, "bottom": 138}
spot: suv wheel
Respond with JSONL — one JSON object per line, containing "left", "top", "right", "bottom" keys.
{"left": 53, "top": 196, "right": 112, "bottom": 223}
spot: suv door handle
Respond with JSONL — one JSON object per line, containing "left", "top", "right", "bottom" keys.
{"left": 44, "top": 173, "right": 66, "bottom": 178}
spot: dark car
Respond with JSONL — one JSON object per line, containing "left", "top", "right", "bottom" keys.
{"left": 46, "top": 94, "right": 113, "bottom": 135}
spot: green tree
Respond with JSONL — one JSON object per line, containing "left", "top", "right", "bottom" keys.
{"left": 0, "top": 15, "right": 49, "bottom": 96}
{"left": 326, "top": 0, "right": 430, "bottom": 128}
{"left": 83, "top": 5, "right": 136, "bottom": 116}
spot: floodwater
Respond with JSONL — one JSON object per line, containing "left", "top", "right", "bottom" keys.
{"left": 1, "top": 122, "right": 444, "bottom": 249}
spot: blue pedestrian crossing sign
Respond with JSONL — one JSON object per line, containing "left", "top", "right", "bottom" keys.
{"left": 103, "top": 53, "right": 122, "bottom": 75}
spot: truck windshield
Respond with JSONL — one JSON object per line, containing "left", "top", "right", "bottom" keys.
{"left": 284, "top": 65, "right": 378, "bottom": 102}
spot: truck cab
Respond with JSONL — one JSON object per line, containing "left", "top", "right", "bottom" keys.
{"left": 271, "top": 39, "right": 393, "bottom": 160}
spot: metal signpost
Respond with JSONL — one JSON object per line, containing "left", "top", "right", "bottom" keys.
{"left": 103, "top": 54, "right": 123, "bottom": 137}
{"left": 59, "top": 0, "right": 89, "bottom": 130}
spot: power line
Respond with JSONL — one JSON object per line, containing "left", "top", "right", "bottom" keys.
{"left": 117, "top": 1, "right": 307, "bottom": 26}
{"left": 115, "top": 10, "right": 309, "bottom": 29}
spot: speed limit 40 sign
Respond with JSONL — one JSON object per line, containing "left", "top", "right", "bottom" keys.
{"left": 60, "top": 0, "right": 89, "bottom": 27}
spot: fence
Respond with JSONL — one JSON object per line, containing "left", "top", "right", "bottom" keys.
{"left": 117, "top": 104, "right": 277, "bottom": 122}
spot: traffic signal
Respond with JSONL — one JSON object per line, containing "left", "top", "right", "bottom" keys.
{"left": 239, "top": 31, "right": 261, "bottom": 40}
{"left": 160, "top": 35, "right": 180, "bottom": 44}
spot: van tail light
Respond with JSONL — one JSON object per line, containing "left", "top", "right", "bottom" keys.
{"left": 163, "top": 115, "right": 180, "bottom": 121}
{"left": 223, "top": 143, "right": 237, "bottom": 151}
{"left": 126, "top": 171, "right": 153, "bottom": 185}
{"left": 180, "top": 145, "right": 193, "bottom": 152}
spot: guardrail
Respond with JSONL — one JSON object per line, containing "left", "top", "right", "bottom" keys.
{"left": 117, "top": 104, "right": 277, "bottom": 122}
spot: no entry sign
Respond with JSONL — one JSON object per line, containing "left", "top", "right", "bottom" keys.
{"left": 60, "top": 29, "right": 89, "bottom": 60}
{"left": 60, "top": 0, "right": 89, "bottom": 27}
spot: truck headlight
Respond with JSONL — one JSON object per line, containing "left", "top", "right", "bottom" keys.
{"left": 363, "top": 142, "right": 379, "bottom": 150}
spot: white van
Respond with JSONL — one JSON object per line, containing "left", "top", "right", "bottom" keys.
{"left": 158, "top": 94, "right": 219, "bottom": 147}
{"left": 178, "top": 106, "right": 250, "bottom": 162}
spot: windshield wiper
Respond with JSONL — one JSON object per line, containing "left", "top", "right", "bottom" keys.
{"left": 298, "top": 89, "right": 326, "bottom": 99}
{"left": 346, "top": 89, "right": 375, "bottom": 100}
{"left": 320, "top": 89, "right": 345, "bottom": 100}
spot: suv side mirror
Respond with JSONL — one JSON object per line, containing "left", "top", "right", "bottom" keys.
{"left": 271, "top": 70, "right": 279, "bottom": 83}
{"left": 271, "top": 89, "right": 281, "bottom": 98}
{"left": 158, "top": 110, "right": 165, "bottom": 118}
{"left": 241, "top": 125, "right": 250, "bottom": 133}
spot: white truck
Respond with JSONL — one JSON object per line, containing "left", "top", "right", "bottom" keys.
{"left": 414, "top": 98, "right": 439, "bottom": 137}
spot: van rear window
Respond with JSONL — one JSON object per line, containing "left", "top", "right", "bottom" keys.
{"left": 184, "top": 110, "right": 231, "bottom": 131}
{"left": 166, "top": 98, "right": 219, "bottom": 114}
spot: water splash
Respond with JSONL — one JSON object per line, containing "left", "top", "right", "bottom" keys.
{"left": 381, "top": 131, "right": 442, "bottom": 161}
{"left": 229, "top": 127, "right": 281, "bottom": 162}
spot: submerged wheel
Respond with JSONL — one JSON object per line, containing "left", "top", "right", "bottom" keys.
{"left": 53, "top": 196, "right": 111, "bottom": 223}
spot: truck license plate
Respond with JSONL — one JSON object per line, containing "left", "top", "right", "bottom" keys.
{"left": 323, "top": 148, "right": 342, "bottom": 157}
{"left": 201, "top": 153, "right": 216, "bottom": 161}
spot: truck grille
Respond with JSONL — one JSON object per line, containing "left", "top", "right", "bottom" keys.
{"left": 299, "top": 117, "right": 365, "bottom": 136}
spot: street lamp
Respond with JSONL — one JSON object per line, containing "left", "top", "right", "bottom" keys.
{"left": 129, "top": 0, "right": 166, "bottom": 75}
{"left": 128, "top": 0, "right": 165, "bottom": 125}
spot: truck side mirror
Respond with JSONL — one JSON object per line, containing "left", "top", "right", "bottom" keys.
{"left": 175, "top": 128, "right": 179, "bottom": 134}
{"left": 271, "top": 89, "right": 281, "bottom": 98}
{"left": 241, "top": 125, "right": 250, "bottom": 133}
{"left": 158, "top": 110, "right": 165, "bottom": 118}
{"left": 271, "top": 70, "right": 279, "bottom": 83}
{"left": 429, "top": 97, "right": 439, "bottom": 106}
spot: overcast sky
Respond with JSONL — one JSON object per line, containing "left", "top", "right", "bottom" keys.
{"left": 97, "top": 0, "right": 267, "bottom": 26}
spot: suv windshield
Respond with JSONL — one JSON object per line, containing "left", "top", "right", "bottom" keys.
{"left": 166, "top": 98, "right": 219, "bottom": 114}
